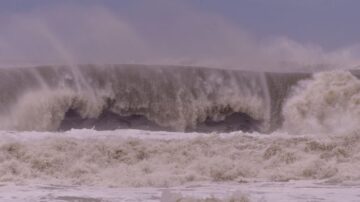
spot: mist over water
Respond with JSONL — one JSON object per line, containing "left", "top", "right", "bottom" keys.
{"left": 0, "top": 2, "right": 359, "bottom": 70}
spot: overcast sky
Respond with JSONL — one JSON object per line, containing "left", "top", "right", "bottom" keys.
{"left": 2, "top": 0, "right": 359, "bottom": 49}
{"left": 1, "top": 0, "right": 359, "bottom": 68}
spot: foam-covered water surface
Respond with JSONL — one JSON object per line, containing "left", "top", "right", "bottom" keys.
{"left": 0, "top": 129, "right": 360, "bottom": 187}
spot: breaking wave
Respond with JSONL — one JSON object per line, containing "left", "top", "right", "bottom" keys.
{"left": 2, "top": 65, "right": 360, "bottom": 134}
{"left": 0, "top": 64, "right": 307, "bottom": 133}
{"left": 282, "top": 70, "right": 360, "bottom": 135}
{"left": 1, "top": 65, "right": 360, "bottom": 187}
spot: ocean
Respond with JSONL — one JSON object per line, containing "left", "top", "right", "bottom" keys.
{"left": 0, "top": 64, "right": 360, "bottom": 201}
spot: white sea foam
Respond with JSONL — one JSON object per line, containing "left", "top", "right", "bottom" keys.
{"left": 0, "top": 128, "right": 359, "bottom": 187}
{"left": 282, "top": 70, "right": 360, "bottom": 135}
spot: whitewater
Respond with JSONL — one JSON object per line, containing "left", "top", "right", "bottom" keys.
{"left": 1, "top": 64, "right": 360, "bottom": 201}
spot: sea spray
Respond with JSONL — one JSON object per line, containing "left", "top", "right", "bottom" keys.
{"left": 282, "top": 71, "right": 360, "bottom": 135}
{"left": 0, "top": 65, "right": 267, "bottom": 132}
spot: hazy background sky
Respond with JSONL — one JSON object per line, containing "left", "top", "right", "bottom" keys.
{"left": 1, "top": 0, "right": 360, "bottom": 69}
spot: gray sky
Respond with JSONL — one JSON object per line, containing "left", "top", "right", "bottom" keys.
{"left": 1, "top": 0, "right": 359, "bottom": 69}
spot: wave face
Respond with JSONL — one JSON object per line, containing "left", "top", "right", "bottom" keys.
{"left": 3, "top": 64, "right": 360, "bottom": 133}
{"left": 0, "top": 64, "right": 305, "bottom": 132}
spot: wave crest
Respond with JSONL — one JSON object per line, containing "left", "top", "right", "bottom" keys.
{"left": 0, "top": 65, "right": 269, "bottom": 132}
{"left": 282, "top": 71, "right": 360, "bottom": 134}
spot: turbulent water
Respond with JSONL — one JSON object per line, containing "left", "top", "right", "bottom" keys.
{"left": 1, "top": 64, "right": 360, "bottom": 201}
{"left": 0, "top": 64, "right": 312, "bottom": 133}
